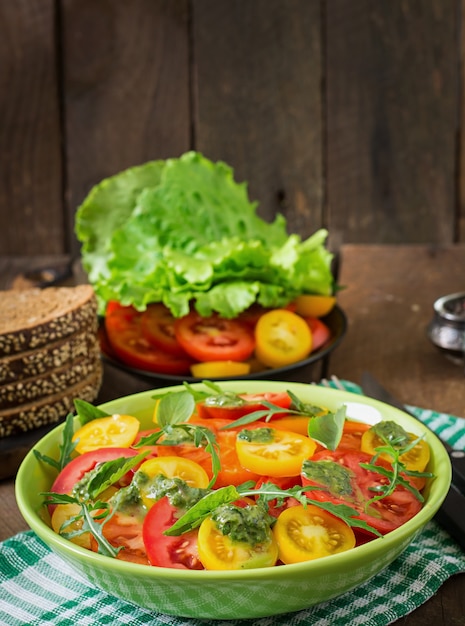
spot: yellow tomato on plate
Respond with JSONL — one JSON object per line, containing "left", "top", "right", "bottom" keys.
{"left": 254, "top": 309, "right": 312, "bottom": 368}
{"left": 294, "top": 295, "right": 336, "bottom": 318}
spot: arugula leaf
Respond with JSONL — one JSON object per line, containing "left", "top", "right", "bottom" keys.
{"left": 33, "top": 412, "right": 77, "bottom": 471}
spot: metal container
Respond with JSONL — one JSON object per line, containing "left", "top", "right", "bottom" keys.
{"left": 427, "top": 292, "right": 465, "bottom": 365}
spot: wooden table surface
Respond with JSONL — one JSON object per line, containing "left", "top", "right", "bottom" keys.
{"left": 1, "top": 244, "right": 464, "bottom": 624}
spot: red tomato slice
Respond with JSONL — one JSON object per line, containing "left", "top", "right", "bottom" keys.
{"left": 305, "top": 317, "right": 332, "bottom": 351}
{"left": 140, "top": 303, "right": 190, "bottom": 357}
{"left": 301, "top": 449, "right": 422, "bottom": 535}
{"left": 196, "top": 391, "right": 292, "bottom": 421}
{"left": 174, "top": 311, "right": 255, "bottom": 362}
{"left": 158, "top": 417, "right": 262, "bottom": 488}
{"left": 142, "top": 496, "right": 203, "bottom": 569}
{"left": 51, "top": 447, "right": 140, "bottom": 496}
{"left": 104, "top": 302, "right": 193, "bottom": 375}
{"left": 91, "top": 510, "right": 149, "bottom": 565}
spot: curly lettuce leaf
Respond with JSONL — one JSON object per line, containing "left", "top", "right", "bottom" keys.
{"left": 75, "top": 151, "right": 334, "bottom": 318}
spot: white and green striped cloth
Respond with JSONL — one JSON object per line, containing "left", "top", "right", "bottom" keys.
{"left": 1, "top": 381, "right": 465, "bottom": 626}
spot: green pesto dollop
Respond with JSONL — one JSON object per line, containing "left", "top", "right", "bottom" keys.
{"left": 302, "top": 459, "right": 354, "bottom": 497}
{"left": 204, "top": 392, "right": 248, "bottom": 408}
{"left": 138, "top": 472, "right": 209, "bottom": 510}
{"left": 371, "top": 420, "right": 410, "bottom": 447}
{"left": 211, "top": 503, "right": 273, "bottom": 545}
{"left": 237, "top": 427, "right": 274, "bottom": 444}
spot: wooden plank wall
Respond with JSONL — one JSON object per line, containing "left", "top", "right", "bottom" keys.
{"left": 0, "top": 0, "right": 461, "bottom": 259}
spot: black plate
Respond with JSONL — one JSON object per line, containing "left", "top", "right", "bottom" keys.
{"left": 99, "top": 305, "right": 348, "bottom": 383}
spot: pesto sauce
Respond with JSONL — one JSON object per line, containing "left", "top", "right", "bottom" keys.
{"left": 237, "top": 427, "right": 274, "bottom": 444}
{"left": 204, "top": 392, "right": 247, "bottom": 408}
{"left": 211, "top": 503, "right": 273, "bottom": 545}
{"left": 302, "top": 459, "right": 354, "bottom": 496}
{"left": 130, "top": 471, "right": 209, "bottom": 511}
{"left": 372, "top": 420, "right": 410, "bottom": 447}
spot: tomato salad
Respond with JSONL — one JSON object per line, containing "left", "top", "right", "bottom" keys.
{"left": 41, "top": 384, "right": 433, "bottom": 570}
{"left": 101, "top": 296, "right": 335, "bottom": 378}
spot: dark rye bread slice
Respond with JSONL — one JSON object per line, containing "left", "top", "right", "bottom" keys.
{"left": 0, "top": 327, "right": 99, "bottom": 384}
{"left": 0, "top": 285, "right": 97, "bottom": 357}
{"left": 0, "top": 347, "right": 101, "bottom": 409}
{"left": 0, "top": 367, "right": 103, "bottom": 437}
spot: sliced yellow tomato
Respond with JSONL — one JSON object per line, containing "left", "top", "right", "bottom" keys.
{"left": 138, "top": 456, "right": 210, "bottom": 509}
{"left": 72, "top": 414, "right": 140, "bottom": 454}
{"left": 294, "top": 295, "right": 336, "bottom": 318}
{"left": 235, "top": 427, "right": 316, "bottom": 477}
{"left": 190, "top": 360, "right": 251, "bottom": 378}
{"left": 51, "top": 503, "right": 91, "bottom": 548}
{"left": 273, "top": 504, "right": 355, "bottom": 564}
{"left": 361, "top": 429, "right": 430, "bottom": 473}
{"left": 254, "top": 309, "right": 312, "bottom": 368}
{"left": 197, "top": 516, "right": 278, "bottom": 570}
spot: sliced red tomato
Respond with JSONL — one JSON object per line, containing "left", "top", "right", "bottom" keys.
{"left": 49, "top": 448, "right": 140, "bottom": 515}
{"left": 142, "top": 496, "right": 203, "bottom": 569}
{"left": 174, "top": 311, "right": 255, "bottom": 362}
{"left": 90, "top": 510, "right": 150, "bottom": 565}
{"left": 301, "top": 449, "right": 422, "bottom": 535}
{"left": 196, "top": 391, "right": 292, "bottom": 421}
{"left": 140, "top": 303, "right": 190, "bottom": 357}
{"left": 157, "top": 418, "right": 261, "bottom": 489}
{"left": 254, "top": 475, "right": 302, "bottom": 518}
{"left": 305, "top": 317, "right": 332, "bottom": 351}
{"left": 104, "top": 302, "right": 193, "bottom": 375}
{"left": 50, "top": 447, "right": 140, "bottom": 496}
{"left": 338, "top": 420, "right": 371, "bottom": 451}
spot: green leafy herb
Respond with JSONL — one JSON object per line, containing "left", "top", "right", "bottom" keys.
{"left": 74, "top": 399, "right": 110, "bottom": 425}
{"left": 75, "top": 151, "right": 335, "bottom": 317}
{"left": 33, "top": 412, "right": 77, "bottom": 471}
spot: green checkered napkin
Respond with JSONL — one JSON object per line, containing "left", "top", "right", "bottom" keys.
{"left": 1, "top": 381, "right": 464, "bottom": 626}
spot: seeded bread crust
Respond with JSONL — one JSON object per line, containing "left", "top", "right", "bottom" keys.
{"left": 0, "top": 285, "right": 97, "bottom": 357}
{"left": 0, "top": 348, "right": 102, "bottom": 409}
{"left": 0, "top": 329, "right": 99, "bottom": 384}
{"left": 0, "top": 368, "right": 103, "bottom": 437}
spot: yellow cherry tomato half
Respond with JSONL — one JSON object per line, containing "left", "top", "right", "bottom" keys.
{"left": 138, "top": 456, "right": 210, "bottom": 509}
{"left": 254, "top": 309, "right": 312, "bottom": 368}
{"left": 190, "top": 360, "right": 251, "bottom": 378}
{"left": 235, "top": 427, "right": 317, "bottom": 477}
{"left": 294, "top": 295, "right": 336, "bottom": 318}
{"left": 361, "top": 429, "right": 431, "bottom": 473}
{"left": 51, "top": 503, "right": 92, "bottom": 549}
{"left": 72, "top": 414, "right": 140, "bottom": 454}
{"left": 197, "top": 516, "right": 278, "bottom": 570}
{"left": 273, "top": 504, "right": 356, "bottom": 564}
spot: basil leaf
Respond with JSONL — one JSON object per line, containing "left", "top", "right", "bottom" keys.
{"left": 164, "top": 485, "right": 240, "bottom": 536}
{"left": 74, "top": 399, "right": 110, "bottom": 424}
{"left": 156, "top": 391, "right": 196, "bottom": 427}
{"left": 307, "top": 405, "right": 346, "bottom": 450}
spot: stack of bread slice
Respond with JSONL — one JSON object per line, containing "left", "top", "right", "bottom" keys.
{"left": 0, "top": 284, "right": 103, "bottom": 437}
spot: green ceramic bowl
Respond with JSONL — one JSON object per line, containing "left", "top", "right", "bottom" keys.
{"left": 16, "top": 381, "right": 451, "bottom": 620}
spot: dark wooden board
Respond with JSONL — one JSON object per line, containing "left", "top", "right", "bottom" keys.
{"left": 192, "top": 0, "right": 324, "bottom": 239}
{"left": 326, "top": 0, "right": 458, "bottom": 244}
{"left": 0, "top": 0, "right": 64, "bottom": 255}
{"left": 62, "top": 0, "right": 191, "bottom": 257}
